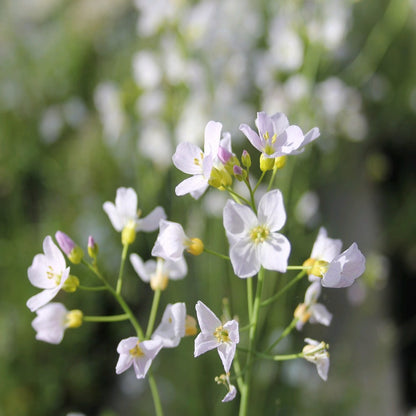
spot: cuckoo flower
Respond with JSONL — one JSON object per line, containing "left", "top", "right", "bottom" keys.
{"left": 239, "top": 111, "right": 319, "bottom": 158}
{"left": 115, "top": 337, "right": 163, "bottom": 379}
{"left": 302, "top": 338, "right": 330, "bottom": 381}
{"left": 194, "top": 301, "right": 239, "bottom": 373}
{"left": 172, "top": 120, "right": 222, "bottom": 199}
{"left": 27, "top": 236, "right": 70, "bottom": 312}
{"left": 103, "top": 187, "right": 166, "bottom": 244}
{"left": 223, "top": 190, "right": 291, "bottom": 278}
{"left": 294, "top": 281, "right": 332, "bottom": 330}
{"left": 130, "top": 253, "right": 187, "bottom": 291}
{"left": 215, "top": 373, "right": 237, "bottom": 403}
{"left": 32, "top": 302, "right": 82, "bottom": 344}
{"left": 305, "top": 227, "right": 366, "bottom": 288}
{"left": 151, "top": 220, "right": 203, "bottom": 262}
{"left": 151, "top": 302, "right": 189, "bottom": 348}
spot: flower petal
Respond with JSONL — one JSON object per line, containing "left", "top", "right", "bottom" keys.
{"left": 103, "top": 201, "right": 124, "bottom": 231}
{"left": 310, "top": 227, "right": 342, "bottom": 262}
{"left": 203, "top": 121, "right": 222, "bottom": 156}
{"left": 217, "top": 342, "right": 236, "bottom": 373}
{"left": 175, "top": 175, "right": 208, "bottom": 198}
{"left": 229, "top": 238, "right": 261, "bottom": 278}
{"left": 194, "top": 333, "right": 219, "bottom": 357}
{"left": 130, "top": 254, "right": 152, "bottom": 282}
{"left": 26, "top": 286, "right": 61, "bottom": 312}
{"left": 239, "top": 123, "right": 263, "bottom": 152}
{"left": 257, "top": 190, "right": 286, "bottom": 232}
{"left": 115, "top": 187, "right": 138, "bottom": 223}
{"left": 309, "top": 303, "right": 332, "bottom": 327}
{"left": 138, "top": 206, "right": 166, "bottom": 232}
{"left": 195, "top": 301, "right": 221, "bottom": 333}
{"left": 222, "top": 384, "right": 237, "bottom": 402}
{"left": 172, "top": 142, "right": 204, "bottom": 175}
{"left": 258, "top": 234, "right": 291, "bottom": 273}
{"left": 223, "top": 200, "right": 257, "bottom": 241}
{"left": 151, "top": 220, "right": 187, "bottom": 261}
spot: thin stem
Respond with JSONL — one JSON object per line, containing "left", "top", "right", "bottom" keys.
{"left": 253, "top": 171, "right": 266, "bottom": 194}
{"left": 225, "top": 186, "right": 252, "bottom": 206}
{"left": 203, "top": 247, "right": 230, "bottom": 261}
{"left": 267, "top": 167, "right": 278, "bottom": 192}
{"left": 237, "top": 346, "right": 302, "bottom": 361}
{"left": 265, "top": 317, "right": 298, "bottom": 353}
{"left": 244, "top": 177, "right": 257, "bottom": 213}
{"left": 239, "top": 268, "right": 265, "bottom": 416}
{"left": 246, "top": 277, "right": 253, "bottom": 322}
{"left": 261, "top": 270, "right": 306, "bottom": 307}
{"left": 83, "top": 314, "right": 129, "bottom": 322}
{"left": 116, "top": 243, "right": 129, "bottom": 295}
{"left": 146, "top": 289, "right": 162, "bottom": 339}
{"left": 148, "top": 372, "right": 164, "bottom": 416}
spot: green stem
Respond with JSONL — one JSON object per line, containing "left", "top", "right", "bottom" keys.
{"left": 261, "top": 270, "right": 306, "bottom": 307}
{"left": 203, "top": 247, "right": 230, "bottom": 261}
{"left": 116, "top": 243, "right": 129, "bottom": 295}
{"left": 146, "top": 289, "right": 162, "bottom": 339}
{"left": 148, "top": 372, "right": 164, "bottom": 416}
{"left": 237, "top": 346, "right": 302, "bottom": 361}
{"left": 239, "top": 268, "right": 265, "bottom": 416}
{"left": 244, "top": 177, "right": 257, "bottom": 213}
{"left": 225, "top": 186, "right": 252, "bottom": 206}
{"left": 83, "top": 314, "right": 129, "bottom": 322}
{"left": 253, "top": 171, "right": 266, "bottom": 194}
{"left": 267, "top": 167, "right": 278, "bottom": 192}
{"left": 247, "top": 278, "right": 253, "bottom": 321}
{"left": 265, "top": 317, "right": 298, "bottom": 353}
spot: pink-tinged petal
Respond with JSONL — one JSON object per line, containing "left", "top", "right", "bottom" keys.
{"left": 310, "top": 227, "right": 342, "bottom": 262}
{"left": 258, "top": 234, "right": 291, "bottom": 273}
{"left": 172, "top": 142, "right": 204, "bottom": 175}
{"left": 222, "top": 385, "right": 237, "bottom": 402}
{"left": 195, "top": 301, "right": 221, "bottom": 333}
{"left": 28, "top": 254, "right": 56, "bottom": 289}
{"left": 309, "top": 304, "right": 332, "bottom": 327}
{"left": 175, "top": 175, "right": 208, "bottom": 198}
{"left": 217, "top": 342, "right": 236, "bottom": 373}
{"left": 103, "top": 201, "right": 124, "bottom": 231}
{"left": 322, "top": 243, "right": 365, "bottom": 288}
{"left": 117, "top": 337, "right": 139, "bottom": 354}
{"left": 194, "top": 333, "right": 219, "bottom": 357}
{"left": 257, "top": 190, "right": 286, "bottom": 232}
{"left": 223, "top": 200, "right": 257, "bottom": 239}
{"left": 304, "top": 281, "right": 322, "bottom": 304}
{"left": 270, "top": 112, "right": 290, "bottom": 135}
{"left": 26, "top": 286, "right": 61, "bottom": 312}
{"left": 138, "top": 206, "right": 166, "bottom": 232}
{"left": 115, "top": 187, "right": 138, "bottom": 222}
{"left": 239, "top": 123, "right": 263, "bottom": 152}
{"left": 165, "top": 257, "right": 187, "bottom": 280}
{"left": 203, "top": 121, "right": 222, "bottom": 156}
{"left": 302, "top": 127, "right": 320, "bottom": 147}
{"left": 115, "top": 353, "right": 133, "bottom": 374}
{"left": 43, "top": 236, "right": 66, "bottom": 271}
{"left": 229, "top": 238, "right": 261, "bottom": 278}
{"left": 255, "top": 112, "right": 275, "bottom": 138}
{"left": 151, "top": 220, "right": 187, "bottom": 261}
{"left": 130, "top": 254, "right": 152, "bottom": 282}
{"left": 220, "top": 132, "right": 232, "bottom": 153}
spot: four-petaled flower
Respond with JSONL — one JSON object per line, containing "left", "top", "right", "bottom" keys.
{"left": 223, "top": 190, "right": 291, "bottom": 278}
{"left": 302, "top": 338, "right": 330, "bottom": 381}
{"left": 194, "top": 301, "right": 239, "bottom": 373}
{"left": 294, "top": 281, "right": 332, "bottom": 330}
{"left": 27, "top": 236, "right": 71, "bottom": 312}
{"left": 31, "top": 302, "right": 82, "bottom": 344}
{"left": 116, "top": 337, "right": 163, "bottom": 379}
{"left": 172, "top": 120, "right": 222, "bottom": 199}
{"left": 239, "top": 111, "right": 319, "bottom": 158}
{"left": 305, "top": 227, "right": 366, "bottom": 288}
{"left": 103, "top": 187, "right": 166, "bottom": 244}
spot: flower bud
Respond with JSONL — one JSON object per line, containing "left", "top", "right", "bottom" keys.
{"left": 218, "top": 146, "right": 233, "bottom": 164}
{"left": 303, "top": 258, "right": 329, "bottom": 277}
{"left": 150, "top": 258, "right": 169, "bottom": 291}
{"left": 88, "top": 235, "right": 99, "bottom": 259}
{"left": 66, "top": 310, "right": 83, "bottom": 328}
{"left": 241, "top": 150, "right": 251, "bottom": 168}
{"left": 208, "top": 167, "right": 232, "bottom": 190}
{"left": 63, "top": 275, "right": 80, "bottom": 293}
{"left": 55, "top": 231, "right": 84, "bottom": 264}
{"left": 186, "top": 238, "right": 204, "bottom": 256}
{"left": 233, "top": 165, "right": 247, "bottom": 181}
{"left": 260, "top": 153, "right": 274, "bottom": 172}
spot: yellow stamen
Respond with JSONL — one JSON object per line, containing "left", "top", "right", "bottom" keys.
{"left": 214, "top": 325, "right": 230, "bottom": 343}
{"left": 129, "top": 342, "right": 145, "bottom": 357}
{"left": 249, "top": 225, "right": 270, "bottom": 244}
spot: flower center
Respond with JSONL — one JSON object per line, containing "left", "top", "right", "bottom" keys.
{"left": 263, "top": 131, "right": 277, "bottom": 155}
{"left": 249, "top": 225, "right": 270, "bottom": 244}
{"left": 193, "top": 152, "right": 204, "bottom": 167}
{"left": 303, "top": 258, "right": 329, "bottom": 277}
{"left": 129, "top": 342, "right": 145, "bottom": 358}
{"left": 214, "top": 325, "right": 230, "bottom": 343}
{"left": 47, "top": 266, "right": 62, "bottom": 286}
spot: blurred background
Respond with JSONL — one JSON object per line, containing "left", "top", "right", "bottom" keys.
{"left": 1, "top": 0, "right": 415, "bottom": 415}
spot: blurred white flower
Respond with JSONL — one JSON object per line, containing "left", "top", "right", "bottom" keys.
{"left": 39, "top": 106, "right": 63, "bottom": 144}
{"left": 302, "top": 338, "right": 330, "bottom": 381}
{"left": 132, "top": 51, "right": 162, "bottom": 90}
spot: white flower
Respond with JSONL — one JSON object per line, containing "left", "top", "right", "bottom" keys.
{"left": 130, "top": 254, "right": 187, "bottom": 290}
{"left": 103, "top": 187, "right": 166, "bottom": 234}
{"left": 172, "top": 120, "right": 222, "bottom": 199}
{"left": 294, "top": 281, "right": 332, "bottom": 330}
{"left": 116, "top": 337, "right": 163, "bottom": 379}
{"left": 32, "top": 302, "right": 69, "bottom": 344}
{"left": 151, "top": 220, "right": 203, "bottom": 261}
{"left": 239, "top": 111, "right": 319, "bottom": 158}
{"left": 306, "top": 227, "right": 366, "bottom": 288}
{"left": 194, "top": 301, "right": 239, "bottom": 373}
{"left": 26, "top": 236, "right": 70, "bottom": 312}
{"left": 152, "top": 303, "right": 186, "bottom": 348}
{"left": 223, "top": 190, "right": 291, "bottom": 278}
{"left": 302, "top": 338, "right": 330, "bottom": 381}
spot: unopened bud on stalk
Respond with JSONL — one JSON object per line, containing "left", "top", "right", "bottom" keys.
{"left": 55, "top": 231, "right": 84, "bottom": 264}
{"left": 260, "top": 153, "right": 274, "bottom": 172}
{"left": 186, "top": 238, "right": 204, "bottom": 256}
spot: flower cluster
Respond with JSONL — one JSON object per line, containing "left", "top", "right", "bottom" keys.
{"left": 26, "top": 110, "right": 366, "bottom": 414}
